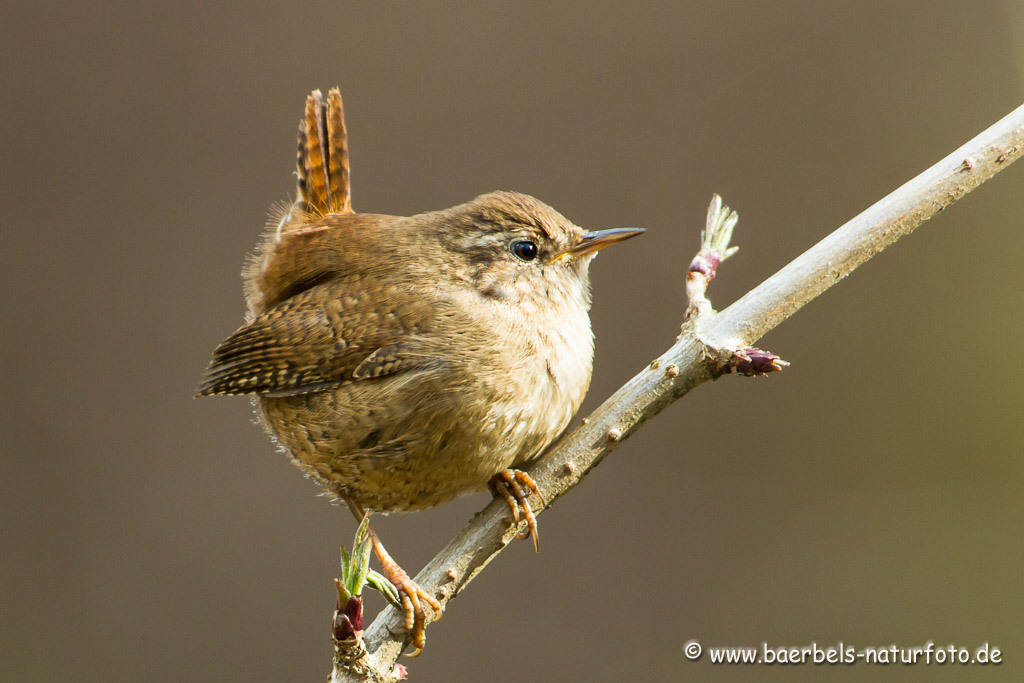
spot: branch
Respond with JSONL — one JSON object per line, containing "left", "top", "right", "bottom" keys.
{"left": 333, "top": 103, "right": 1024, "bottom": 681}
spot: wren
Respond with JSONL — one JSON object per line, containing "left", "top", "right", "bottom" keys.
{"left": 198, "top": 88, "right": 643, "bottom": 653}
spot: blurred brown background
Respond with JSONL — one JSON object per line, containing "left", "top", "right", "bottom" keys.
{"left": 2, "top": 1, "right": 1022, "bottom": 681}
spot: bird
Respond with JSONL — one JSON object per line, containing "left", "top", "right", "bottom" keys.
{"left": 198, "top": 88, "right": 644, "bottom": 654}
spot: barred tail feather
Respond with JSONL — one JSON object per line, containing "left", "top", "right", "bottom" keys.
{"left": 326, "top": 88, "right": 351, "bottom": 213}
{"left": 295, "top": 88, "right": 352, "bottom": 216}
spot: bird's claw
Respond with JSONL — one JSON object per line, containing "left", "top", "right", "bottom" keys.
{"left": 489, "top": 469, "right": 545, "bottom": 551}
{"left": 382, "top": 563, "right": 442, "bottom": 657}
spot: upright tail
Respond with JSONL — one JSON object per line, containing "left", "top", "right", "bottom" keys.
{"left": 260, "top": 88, "right": 354, "bottom": 308}
{"left": 295, "top": 88, "right": 352, "bottom": 215}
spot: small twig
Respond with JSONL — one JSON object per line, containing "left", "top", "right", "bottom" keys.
{"left": 332, "top": 103, "right": 1024, "bottom": 682}
{"left": 685, "top": 194, "right": 739, "bottom": 321}
{"left": 684, "top": 196, "right": 789, "bottom": 377}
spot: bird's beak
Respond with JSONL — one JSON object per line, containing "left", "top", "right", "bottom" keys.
{"left": 566, "top": 227, "right": 646, "bottom": 258}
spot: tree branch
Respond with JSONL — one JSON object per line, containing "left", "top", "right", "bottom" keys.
{"left": 332, "top": 103, "right": 1024, "bottom": 682}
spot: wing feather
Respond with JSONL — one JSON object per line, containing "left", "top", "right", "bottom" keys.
{"left": 197, "top": 284, "right": 425, "bottom": 397}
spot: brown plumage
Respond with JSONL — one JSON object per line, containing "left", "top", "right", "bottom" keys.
{"left": 198, "top": 88, "right": 643, "bottom": 653}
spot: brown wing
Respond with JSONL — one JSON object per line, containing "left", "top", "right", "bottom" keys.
{"left": 197, "top": 281, "right": 429, "bottom": 397}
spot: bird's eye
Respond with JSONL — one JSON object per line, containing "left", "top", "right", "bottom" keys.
{"left": 510, "top": 239, "right": 538, "bottom": 262}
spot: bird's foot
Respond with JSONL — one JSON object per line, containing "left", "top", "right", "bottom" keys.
{"left": 376, "top": 554, "right": 442, "bottom": 657}
{"left": 489, "top": 469, "right": 545, "bottom": 552}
